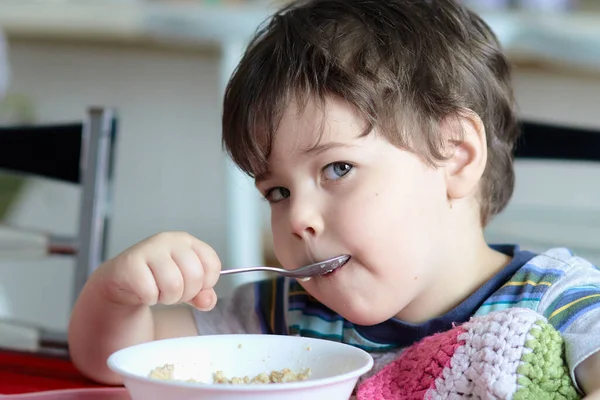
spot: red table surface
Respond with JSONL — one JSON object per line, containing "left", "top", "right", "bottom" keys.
{"left": 0, "top": 349, "right": 108, "bottom": 394}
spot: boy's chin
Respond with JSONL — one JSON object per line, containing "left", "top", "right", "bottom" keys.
{"left": 334, "top": 305, "right": 400, "bottom": 326}
{"left": 342, "top": 313, "right": 392, "bottom": 326}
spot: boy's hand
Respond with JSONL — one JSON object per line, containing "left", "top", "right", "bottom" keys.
{"left": 93, "top": 232, "right": 221, "bottom": 311}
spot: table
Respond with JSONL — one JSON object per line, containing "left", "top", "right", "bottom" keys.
{"left": 0, "top": 348, "right": 129, "bottom": 399}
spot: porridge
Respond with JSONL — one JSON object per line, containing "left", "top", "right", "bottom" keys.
{"left": 213, "top": 368, "right": 311, "bottom": 384}
{"left": 148, "top": 364, "right": 311, "bottom": 384}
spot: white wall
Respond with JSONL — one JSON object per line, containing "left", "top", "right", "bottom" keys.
{"left": 512, "top": 68, "right": 600, "bottom": 128}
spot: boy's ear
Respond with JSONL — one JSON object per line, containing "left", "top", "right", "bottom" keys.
{"left": 443, "top": 110, "right": 487, "bottom": 201}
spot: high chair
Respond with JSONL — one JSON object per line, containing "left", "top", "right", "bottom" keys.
{"left": 0, "top": 107, "right": 118, "bottom": 351}
{"left": 487, "top": 119, "right": 600, "bottom": 263}
{"left": 515, "top": 120, "right": 600, "bottom": 162}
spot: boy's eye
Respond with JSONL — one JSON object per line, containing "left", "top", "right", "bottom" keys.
{"left": 265, "top": 187, "right": 290, "bottom": 203}
{"left": 323, "top": 162, "right": 353, "bottom": 180}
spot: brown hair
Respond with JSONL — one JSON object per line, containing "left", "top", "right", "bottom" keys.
{"left": 222, "top": 0, "right": 520, "bottom": 226}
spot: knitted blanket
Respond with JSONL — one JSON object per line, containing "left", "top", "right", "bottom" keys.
{"left": 356, "top": 308, "right": 581, "bottom": 399}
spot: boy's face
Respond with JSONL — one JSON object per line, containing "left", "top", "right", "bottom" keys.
{"left": 256, "top": 97, "right": 453, "bottom": 325}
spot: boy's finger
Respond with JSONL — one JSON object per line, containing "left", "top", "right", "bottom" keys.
{"left": 104, "top": 257, "right": 158, "bottom": 306}
{"left": 172, "top": 247, "right": 204, "bottom": 303}
{"left": 190, "top": 239, "right": 221, "bottom": 289}
{"left": 147, "top": 255, "right": 184, "bottom": 305}
{"left": 188, "top": 288, "right": 217, "bottom": 311}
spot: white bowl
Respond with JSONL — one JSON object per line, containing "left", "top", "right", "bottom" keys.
{"left": 107, "top": 334, "right": 374, "bottom": 400}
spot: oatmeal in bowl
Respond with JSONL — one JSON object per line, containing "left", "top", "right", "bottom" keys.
{"left": 150, "top": 363, "right": 311, "bottom": 384}
{"left": 107, "top": 334, "right": 373, "bottom": 400}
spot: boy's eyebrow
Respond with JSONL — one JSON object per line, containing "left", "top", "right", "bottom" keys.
{"left": 303, "top": 142, "right": 355, "bottom": 155}
{"left": 255, "top": 171, "right": 272, "bottom": 184}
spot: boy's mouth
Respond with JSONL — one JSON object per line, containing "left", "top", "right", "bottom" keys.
{"left": 323, "top": 256, "right": 350, "bottom": 275}
{"left": 298, "top": 255, "right": 350, "bottom": 282}
{"left": 321, "top": 260, "right": 346, "bottom": 277}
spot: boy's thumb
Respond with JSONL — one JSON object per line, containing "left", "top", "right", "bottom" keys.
{"left": 188, "top": 288, "right": 217, "bottom": 311}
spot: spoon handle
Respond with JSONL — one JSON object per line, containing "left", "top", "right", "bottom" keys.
{"left": 220, "top": 266, "right": 286, "bottom": 276}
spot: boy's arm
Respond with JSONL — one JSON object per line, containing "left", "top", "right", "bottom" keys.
{"left": 527, "top": 248, "right": 600, "bottom": 397}
{"left": 577, "top": 351, "right": 600, "bottom": 398}
{"left": 68, "top": 276, "right": 199, "bottom": 385}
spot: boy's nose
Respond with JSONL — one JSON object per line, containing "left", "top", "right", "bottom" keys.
{"left": 289, "top": 199, "right": 323, "bottom": 240}
{"left": 292, "top": 225, "right": 317, "bottom": 240}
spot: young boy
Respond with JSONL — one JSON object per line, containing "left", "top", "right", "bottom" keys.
{"left": 68, "top": 0, "right": 600, "bottom": 397}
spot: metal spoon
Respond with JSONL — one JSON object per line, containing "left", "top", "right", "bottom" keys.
{"left": 220, "top": 255, "right": 350, "bottom": 279}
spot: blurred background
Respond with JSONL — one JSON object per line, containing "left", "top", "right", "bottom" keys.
{"left": 0, "top": 0, "right": 598, "bottom": 344}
